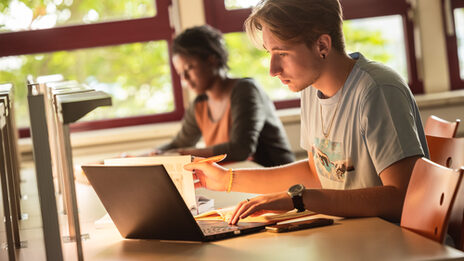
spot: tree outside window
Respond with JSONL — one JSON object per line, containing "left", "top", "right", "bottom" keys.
{"left": 0, "top": 1, "right": 175, "bottom": 128}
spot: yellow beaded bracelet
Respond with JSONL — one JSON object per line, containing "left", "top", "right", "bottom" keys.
{"left": 226, "top": 168, "right": 234, "bottom": 193}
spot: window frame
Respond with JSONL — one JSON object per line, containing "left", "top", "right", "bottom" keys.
{"left": 204, "top": 0, "right": 424, "bottom": 110}
{"left": 442, "top": 0, "right": 464, "bottom": 90}
{"left": 0, "top": 0, "right": 184, "bottom": 138}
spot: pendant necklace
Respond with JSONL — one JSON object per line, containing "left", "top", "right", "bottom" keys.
{"left": 320, "top": 86, "right": 344, "bottom": 139}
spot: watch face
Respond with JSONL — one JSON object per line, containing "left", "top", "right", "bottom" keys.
{"left": 289, "top": 184, "right": 305, "bottom": 196}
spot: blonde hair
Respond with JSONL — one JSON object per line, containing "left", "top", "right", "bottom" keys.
{"left": 245, "top": 0, "right": 346, "bottom": 53}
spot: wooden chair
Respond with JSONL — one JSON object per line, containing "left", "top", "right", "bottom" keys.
{"left": 424, "top": 115, "right": 460, "bottom": 138}
{"left": 401, "top": 158, "right": 464, "bottom": 244}
{"left": 426, "top": 135, "right": 464, "bottom": 169}
{"left": 426, "top": 135, "right": 464, "bottom": 250}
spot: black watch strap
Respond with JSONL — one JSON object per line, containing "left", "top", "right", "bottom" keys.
{"left": 291, "top": 195, "right": 305, "bottom": 212}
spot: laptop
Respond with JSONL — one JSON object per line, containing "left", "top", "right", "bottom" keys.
{"left": 81, "top": 164, "right": 273, "bottom": 241}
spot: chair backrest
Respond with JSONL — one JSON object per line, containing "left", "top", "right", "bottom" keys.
{"left": 426, "top": 135, "right": 464, "bottom": 169}
{"left": 401, "top": 158, "right": 464, "bottom": 243}
{"left": 424, "top": 115, "right": 460, "bottom": 138}
{"left": 426, "top": 135, "right": 464, "bottom": 250}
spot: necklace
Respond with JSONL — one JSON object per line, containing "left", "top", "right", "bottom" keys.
{"left": 319, "top": 87, "right": 344, "bottom": 139}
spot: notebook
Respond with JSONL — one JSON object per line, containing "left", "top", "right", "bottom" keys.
{"left": 81, "top": 164, "right": 273, "bottom": 241}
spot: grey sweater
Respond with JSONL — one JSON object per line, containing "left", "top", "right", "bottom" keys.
{"left": 159, "top": 78, "right": 295, "bottom": 167}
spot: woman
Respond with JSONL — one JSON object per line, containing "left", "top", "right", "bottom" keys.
{"left": 155, "top": 25, "right": 295, "bottom": 167}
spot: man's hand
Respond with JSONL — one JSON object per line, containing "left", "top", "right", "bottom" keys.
{"left": 228, "top": 192, "right": 294, "bottom": 225}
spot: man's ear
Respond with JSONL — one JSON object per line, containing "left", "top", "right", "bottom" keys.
{"left": 317, "top": 34, "right": 332, "bottom": 58}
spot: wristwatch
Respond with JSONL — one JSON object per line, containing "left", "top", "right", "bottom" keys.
{"left": 287, "top": 184, "right": 306, "bottom": 212}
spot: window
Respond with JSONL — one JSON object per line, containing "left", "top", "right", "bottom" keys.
{"left": 204, "top": 0, "right": 423, "bottom": 105}
{"left": 224, "top": 0, "right": 260, "bottom": 10}
{"left": 1, "top": 41, "right": 173, "bottom": 128}
{"left": 0, "top": 0, "right": 183, "bottom": 138}
{"left": 338, "top": 0, "right": 422, "bottom": 92}
{"left": 443, "top": 0, "right": 464, "bottom": 90}
{"left": 0, "top": 0, "right": 156, "bottom": 32}
{"left": 344, "top": 15, "right": 408, "bottom": 82}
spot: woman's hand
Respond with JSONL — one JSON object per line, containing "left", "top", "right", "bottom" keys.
{"left": 184, "top": 159, "right": 229, "bottom": 191}
{"left": 228, "top": 192, "right": 294, "bottom": 225}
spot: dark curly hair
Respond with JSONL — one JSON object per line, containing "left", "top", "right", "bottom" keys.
{"left": 172, "top": 25, "right": 229, "bottom": 71}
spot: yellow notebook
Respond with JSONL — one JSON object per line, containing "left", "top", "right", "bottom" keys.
{"left": 194, "top": 206, "right": 314, "bottom": 223}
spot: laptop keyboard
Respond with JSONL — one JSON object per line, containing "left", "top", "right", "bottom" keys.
{"left": 201, "top": 225, "right": 238, "bottom": 235}
{"left": 198, "top": 221, "right": 239, "bottom": 235}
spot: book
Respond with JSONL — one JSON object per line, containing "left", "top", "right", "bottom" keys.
{"left": 194, "top": 206, "right": 315, "bottom": 223}
{"left": 103, "top": 155, "right": 197, "bottom": 213}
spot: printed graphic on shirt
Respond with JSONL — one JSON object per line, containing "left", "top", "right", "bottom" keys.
{"left": 312, "top": 138, "right": 353, "bottom": 183}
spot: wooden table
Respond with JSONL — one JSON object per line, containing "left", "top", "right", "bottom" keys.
{"left": 16, "top": 166, "right": 464, "bottom": 261}
{"left": 75, "top": 216, "right": 464, "bottom": 261}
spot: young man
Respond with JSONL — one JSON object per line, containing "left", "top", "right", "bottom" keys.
{"left": 184, "top": 0, "right": 428, "bottom": 225}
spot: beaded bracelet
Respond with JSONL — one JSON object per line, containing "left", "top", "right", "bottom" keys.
{"left": 226, "top": 168, "right": 234, "bottom": 193}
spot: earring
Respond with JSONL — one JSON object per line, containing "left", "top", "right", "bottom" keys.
{"left": 322, "top": 54, "right": 326, "bottom": 59}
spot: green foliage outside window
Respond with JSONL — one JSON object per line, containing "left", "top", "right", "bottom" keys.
{"left": 344, "top": 16, "right": 407, "bottom": 80}
{"left": 0, "top": 0, "right": 167, "bottom": 128}
{"left": 0, "top": 0, "right": 155, "bottom": 32}
{"left": 455, "top": 8, "right": 464, "bottom": 79}
{"left": 0, "top": 41, "right": 173, "bottom": 127}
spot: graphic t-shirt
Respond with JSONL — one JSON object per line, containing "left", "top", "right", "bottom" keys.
{"left": 300, "top": 52, "right": 428, "bottom": 189}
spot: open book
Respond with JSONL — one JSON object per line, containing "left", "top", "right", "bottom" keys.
{"left": 195, "top": 206, "right": 315, "bottom": 223}
{"left": 103, "top": 155, "right": 197, "bottom": 212}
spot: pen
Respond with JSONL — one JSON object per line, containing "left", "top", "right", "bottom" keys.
{"left": 195, "top": 154, "right": 227, "bottom": 164}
